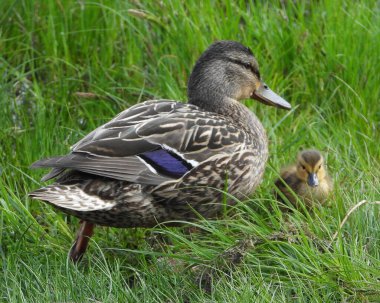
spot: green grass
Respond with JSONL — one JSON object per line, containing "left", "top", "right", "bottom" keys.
{"left": 1, "top": 0, "right": 379, "bottom": 302}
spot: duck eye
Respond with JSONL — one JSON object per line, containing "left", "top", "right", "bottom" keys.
{"left": 301, "top": 165, "right": 306, "bottom": 170}
{"left": 246, "top": 64, "right": 261, "bottom": 78}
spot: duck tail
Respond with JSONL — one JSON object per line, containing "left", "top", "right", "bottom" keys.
{"left": 29, "top": 184, "right": 115, "bottom": 212}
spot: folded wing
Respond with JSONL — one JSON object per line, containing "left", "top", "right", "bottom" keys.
{"left": 31, "top": 100, "right": 247, "bottom": 185}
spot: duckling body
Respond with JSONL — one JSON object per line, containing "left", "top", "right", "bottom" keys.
{"left": 30, "top": 41, "right": 290, "bottom": 261}
{"left": 275, "top": 150, "right": 332, "bottom": 208}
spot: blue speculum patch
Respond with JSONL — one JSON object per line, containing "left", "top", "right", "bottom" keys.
{"left": 139, "top": 148, "right": 193, "bottom": 178}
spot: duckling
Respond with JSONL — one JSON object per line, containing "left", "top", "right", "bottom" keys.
{"left": 275, "top": 149, "right": 332, "bottom": 208}
{"left": 29, "top": 40, "right": 291, "bottom": 262}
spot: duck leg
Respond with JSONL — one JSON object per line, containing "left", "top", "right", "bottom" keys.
{"left": 69, "top": 220, "right": 95, "bottom": 263}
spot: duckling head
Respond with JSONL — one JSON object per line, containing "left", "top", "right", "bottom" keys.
{"left": 296, "top": 150, "right": 326, "bottom": 187}
{"left": 187, "top": 40, "right": 291, "bottom": 112}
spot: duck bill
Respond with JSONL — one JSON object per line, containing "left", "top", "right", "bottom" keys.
{"left": 307, "top": 173, "right": 319, "bottom": 187}
{"left": 251, "top": 82, "right": 291, "bottom": 110}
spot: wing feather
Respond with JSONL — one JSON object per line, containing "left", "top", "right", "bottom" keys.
{"left": 31, "top": 153, "right": 171, "bottom": 185}
{"left": 31, "top": 100, "right": 248, "bottom": 184}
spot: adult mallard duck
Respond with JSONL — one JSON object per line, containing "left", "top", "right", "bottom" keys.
{"left": 30, "top": 40, "right": 291, "bottom": 262}
{"left": 275, "top": 149, "right": 333, "bottom": 208}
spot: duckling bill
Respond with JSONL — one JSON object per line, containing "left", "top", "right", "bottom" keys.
{"left": 275, "top": 150, "right": 332, "bottom": 208}
{"left": 29, "top": 41, "right": 290, "bottom": 262}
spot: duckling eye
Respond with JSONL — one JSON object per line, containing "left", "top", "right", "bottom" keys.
{"left": 243, "top": 63, "right": 253, "bottom": 70}
{"left": 318, "top": 165, "right": 322, "bottom": 170}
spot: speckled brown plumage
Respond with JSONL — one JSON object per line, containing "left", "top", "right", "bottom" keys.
{"left": 29, "top": 41, "right": 291, "bottom": 261}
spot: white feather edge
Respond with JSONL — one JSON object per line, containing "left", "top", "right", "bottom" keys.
{"left": 31, "top": 186, "right": 116, "bottom": 211}
{"left": 136, "top": 156, "right": 158, "bottom": 174}
{"left": 161, "top": 144, "right": 199, "bottom": 167}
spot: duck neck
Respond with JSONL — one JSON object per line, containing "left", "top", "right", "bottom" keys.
{"left": 189, "top": 94, "right": 267, "bottom": 141}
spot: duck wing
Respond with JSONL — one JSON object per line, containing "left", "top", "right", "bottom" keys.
{"left": 31, "top": 100, "right": 246, "bottom": 185}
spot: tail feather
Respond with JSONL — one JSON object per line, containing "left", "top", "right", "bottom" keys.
{"left": 41, "top": 167, "right": 65, "bottom": 182}
{"left": 29, "top": 185, "right": 116, "bottom": 212}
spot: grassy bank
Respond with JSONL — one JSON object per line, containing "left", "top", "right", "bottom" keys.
{"left": 0, "top": 0, "right": 379, "bottom": 302}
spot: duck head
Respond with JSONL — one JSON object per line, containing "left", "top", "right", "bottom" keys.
{"left": 296, "top": 150, "right": 326, "bottom": 187}
{"left": 188, "top": 40, "right": 291, "bottom": 111}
